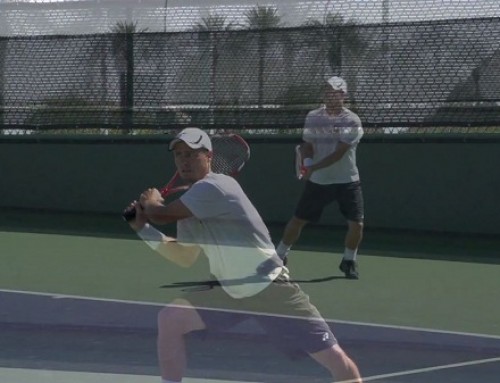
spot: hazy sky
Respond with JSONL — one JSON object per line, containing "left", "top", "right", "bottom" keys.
{"left": 1, "top": 0, "right": 499, "bottom": 35}
{"left": 4, "top": 0, "right": 500, "bottom": 23}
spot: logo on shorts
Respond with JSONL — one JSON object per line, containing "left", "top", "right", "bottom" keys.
{"left": 322, "top": 332, "right": 330, "bottom": 341}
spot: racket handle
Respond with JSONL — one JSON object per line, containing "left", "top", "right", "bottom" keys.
{"left": 299, "top": 158, "right": 314, "bottom": 179}
{"left": 298, "top": 166, "right": 306, "bottom": 180}
{"left": 122, "top": 207, "right": 137, "bottom": 222}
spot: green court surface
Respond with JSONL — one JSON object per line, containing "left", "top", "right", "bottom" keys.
{"left": 1, "top": 209, "right": 499, "bottom": 337}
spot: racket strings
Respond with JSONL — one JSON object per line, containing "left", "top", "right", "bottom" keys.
{"left": 212, "top": 135, "right": 250, "bottom": 175}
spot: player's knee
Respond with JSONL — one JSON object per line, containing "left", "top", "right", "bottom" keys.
{"left": 348, "top": 220, "right": 364, "bottom": 233}
{"left": 289, "top": 216, "right": 308, "bottom": 230}
{"left": 157, "top": 299, "right": 198, "bottom": 334}
{"left": 322, "top": 344, "right": 355, "bottom": 373}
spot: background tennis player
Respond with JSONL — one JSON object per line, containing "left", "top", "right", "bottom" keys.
{"left": 276, "top": 76, "right": 365, "bottom": 279}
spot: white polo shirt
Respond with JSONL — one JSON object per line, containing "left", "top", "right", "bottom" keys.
{"left": 303, "top": 106, "right": 363, "bottom": 185}
{"left": 178, "top": 173, "right": 282, "bottom": 299}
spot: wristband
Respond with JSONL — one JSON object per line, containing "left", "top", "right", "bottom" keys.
{"left": 303, "top": 158, "right": 314, "bottom": 167}
{"left": 137, "top": 223, "right": 164, "bottom": 251}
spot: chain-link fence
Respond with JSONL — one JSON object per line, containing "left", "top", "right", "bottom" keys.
{"left": 0, "top": 0, "right": 499, "bottom": 135}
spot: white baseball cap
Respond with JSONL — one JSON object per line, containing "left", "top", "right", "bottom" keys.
{"left": 326, "top": 76, "right": 347, "bottom": 93}
{"left": 169, "top": 127, "right": 213, "bottom": 151}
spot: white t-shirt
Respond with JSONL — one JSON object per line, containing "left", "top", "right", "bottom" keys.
{"left": 303, "top": 106, "right": 363, "bottom": 185}
{"left": 178, "top": 173, "right": 282, "bottom": 298}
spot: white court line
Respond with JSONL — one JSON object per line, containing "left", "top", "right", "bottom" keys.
{"left": 356, "top": 356, "right": 500, "bottom": 383}
{"left": 0, "top": 288, "right": 165, "bottom": 307}
{"left": 2, "top": 288, "right": 500, "bottom": 341}
{"left": 1, "top": 358, "right": 499, "bottom": 383}
{"left": 0, "top": 367, "right": 252, "bottom": 383}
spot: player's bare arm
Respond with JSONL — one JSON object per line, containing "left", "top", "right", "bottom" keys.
{"left": 309, "top": 141, "right": 351, "bottom": 172}
{"left": 156, "top": 239, "right": 201, "bottom": 268}
{"left": 127, "top": 198, "right": 200, "bottom": 268}
{"left": 299, "top": 142, "right": 314, "bottom": 158}
{"left": 140, "top": 188, "right": 194, "bottom": 225}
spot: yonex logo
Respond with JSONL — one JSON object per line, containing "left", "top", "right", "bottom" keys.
{"left": 322, "top": 332, "right": 330, "bottom": 341}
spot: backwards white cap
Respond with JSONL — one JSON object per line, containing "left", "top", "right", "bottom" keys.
{"left": 168, "top": 127, "right": 212, "bottom": 151}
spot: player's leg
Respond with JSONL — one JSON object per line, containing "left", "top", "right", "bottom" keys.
{"left": 345, "top": 219, "right": 363, "bottom": 251}
{"left": 157, "top": 286, "right": 247, "bottom": 382}
{"left": 276, "top": 216, "right": 308, "bottom": 263}
{"left": 157, "top": 298, "right": 205, "bottom": 382}
{"left": 310, "top": 344, "right": 363, "bottom": 383}
{"left": 255, "top": 278, "right": 363, "bottom": 382}
{"left": 343, "top": 219, "right": 363, "bottom": 267}
{"left": 338, "top": 181, "right": 365, "bottom": 279}
{"left": 276, "top": 181, "right": 329, "bottom": 264}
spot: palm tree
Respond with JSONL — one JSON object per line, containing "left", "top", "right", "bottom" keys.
{"left": 0, "top": 10, "right": 8, "bottom": 129}
{"left": 192, "top": 16, "right": 233, "bottom": 96}
{"left": 243, "top": 6, "right": 284, "bottom": 107}
{"left": 191, "top": 13, "right": 239, "bottom": 127}
{"left": 304, "top": 13, "right": 366, "bottom": 74}
{"left": 0, "top": 38, "right": 6, "bottom": 129}
{"left": 192, "top": 14, "right": 236, "bottom": 32}
{"left": 109, "top": 21, "right": 149, "bottom": 133}
{"left": 243, "top": 5, "right": 283, "bottom": 30}
{"left": 303, "top": 13, "right": 367, "bottom": 110}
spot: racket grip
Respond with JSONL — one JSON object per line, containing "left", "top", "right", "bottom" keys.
{"left": 299, "top": 158, "right": 314, "bottom": 179}
{"left": 122, "top": 207, "right": 137, "bottom": 222}
{"left": 298, "top": 166, "right": 307, "bottom": 180}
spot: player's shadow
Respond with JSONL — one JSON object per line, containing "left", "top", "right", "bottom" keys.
{"left": 160, "top": 275, "right": 344, "bottom": 291}
{"left": 161, "top": 258, "right": 345, "bottom": 290}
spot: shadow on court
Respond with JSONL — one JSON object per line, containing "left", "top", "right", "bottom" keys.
{"left": 159, "top": 275, "right": 343, "bottom": 291}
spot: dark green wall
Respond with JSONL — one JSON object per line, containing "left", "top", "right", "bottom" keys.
{"left": 1, "top": 136, "right": 499, "bottom": 235}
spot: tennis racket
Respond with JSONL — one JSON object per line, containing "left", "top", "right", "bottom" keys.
{"left": 294, "top": 144, "right": 306, "bottom": 180}
{"left": 123, "top": 133, "right": 250, "bottom": 221}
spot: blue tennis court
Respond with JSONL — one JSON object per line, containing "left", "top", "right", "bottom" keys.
{"left": 1, "top": 215, "right": 499, "bottom": 382}
{"left": 2, "top": 288, "right": 499, "bottom": 383}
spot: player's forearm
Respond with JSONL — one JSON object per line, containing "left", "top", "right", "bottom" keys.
{"left": 143, "top": 204, "right": 181, "bottom": 225}
{"left": 309, "top": 141, "right": 351, "bottom": 171}
{"left": 156, "top": 240, "right": 200, "bottom": 268}
{"left": 300, "top": 142, "right": 314, "bottom": 158}
{"left": 310, "top": 150, "right": 344, "bottom": 171}
{"left": 137, "top": 223, "right": 199, "bottom": 267}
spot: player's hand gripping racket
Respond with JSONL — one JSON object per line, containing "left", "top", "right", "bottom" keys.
{"left": 122, "top": 134, "right": 250, "bottom": 221}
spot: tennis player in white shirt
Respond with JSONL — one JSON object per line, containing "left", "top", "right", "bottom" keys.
{"left": 125, "top": 127, "right": 363, "bottom": 383}
{"left": 276, "top": 76, "right": 365, "bottom": 279}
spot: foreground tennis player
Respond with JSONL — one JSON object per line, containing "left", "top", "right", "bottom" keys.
{"left": 124, "top": 127, "right": 363, "bottom": 383}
